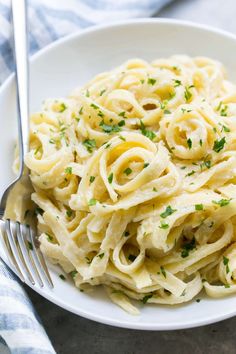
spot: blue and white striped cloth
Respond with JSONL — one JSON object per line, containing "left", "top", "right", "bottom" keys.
{"left": 0, "top": 0, "right": 172, "bottom": 353}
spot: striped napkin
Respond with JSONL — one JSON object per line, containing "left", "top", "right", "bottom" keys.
{"left": 0, "top": 0, "right": 173, "bottom": 353}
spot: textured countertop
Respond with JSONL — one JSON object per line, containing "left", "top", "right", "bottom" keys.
{"left": 25, "top": 1, "right": 236, "bottom": 353}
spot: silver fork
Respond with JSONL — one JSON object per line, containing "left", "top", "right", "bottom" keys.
{"left": 0, "top": 0, "right": 53, "bottom": 288}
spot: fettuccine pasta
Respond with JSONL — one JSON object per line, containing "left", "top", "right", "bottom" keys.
{"left": 20, "top": 56, "right": 236, "bottom": 314}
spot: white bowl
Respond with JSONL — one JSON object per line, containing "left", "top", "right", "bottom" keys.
{"left": 1, "top": 18, "right": 236, "bottom": 330}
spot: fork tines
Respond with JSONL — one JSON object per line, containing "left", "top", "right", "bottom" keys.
{"left": 0, "top": 219, "right": 53, "bottom": 288}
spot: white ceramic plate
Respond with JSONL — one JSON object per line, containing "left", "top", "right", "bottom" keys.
{"left": 1, "top": 19, "right": 236, "bottom": 330}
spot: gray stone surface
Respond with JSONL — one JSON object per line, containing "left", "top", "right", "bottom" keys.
{"left": 25, "top": 1, "right": 236, "bottom": 353}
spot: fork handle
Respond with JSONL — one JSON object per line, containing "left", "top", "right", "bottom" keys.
{"left": 12, "top": 0, "right": 29, "bottom": 176}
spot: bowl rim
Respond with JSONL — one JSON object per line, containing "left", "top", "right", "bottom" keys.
{"left": 2, "top": 17, "right": 236, "bottom": 330}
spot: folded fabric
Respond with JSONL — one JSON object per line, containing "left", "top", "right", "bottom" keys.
{"left": 0, "top": 0, "right": 173, "bottom": 353}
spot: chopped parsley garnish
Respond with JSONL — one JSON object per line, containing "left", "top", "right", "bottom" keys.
{"left": 86, "top": 89, "right": 90, "bottom": 97}
{"left": 140, "top": 120, "right": 156, "bottom": 141}
{"left": 164, "top": 109, "right": 171, "bottom": 114}
{"left": 98, "top": 110, "right": 104, "bottom": 118}
{"left": 212, "top": 199, "right": 231, "bottom": 207}
{"left": 153, "top": 187, "right": 158, "bottom": 192}
{"left": 187, "top": 138, "right": 192, "bottom": 149}
{"left": 85, "top": 256, "right": 92, "bottom": 264}
{"left": 147, "top": 78, "right": 156, "bottom": 85}
{"left": 88, "top": 198, "right": 97, "bottom": 206}
{"left": 90, "top": 103, "right": 99, "bottom": 110}
{"left": 160, "top": 266, "right": 167, "bottom": 278}
{"left": 223, "top": 256, "right": 230, "bottom": 274}
{"left": 100, "top": 89, "right": 106, "bottom": 96}
{"left": 82, "top": 139, "right": 96, "bottom": 153}
{"left": 66, "top": 209, "right": 73, "bottom": 218}
{"left": 124, "top": 167, "right": 132, "bottom": 176}
{"left": 159, "top": 221, "right": 169, "bottom": 229}
{"left": 213, "top": 137, "right": 226, "bottom": 153}
{"left": 89, "top": 176, "right": 95, "bottom": 183}
{"left": 118, "top": 120, "right": 125, "bottom": 127}
{"left": 220, "top": 104, "right": 228, "bottom": 117}
{"left": 49, "top": 139, "right": 55, "bottom": 144}
{"left": 46, "top": 233, "right": 53, "bottom": 242}
{"left": 203, "top": 160, "right": 211, "bottom": 169}
{"left": 118, "top": 111, "right": 126, "bottom": 118}
{"left": 224, "top": 284, "right": 230, "bottom": 288}
{"left": 173, "top": 79, "right": 182, "bottom": 87}
{"left": 199, "top": 139, "right": 203, "bottom": 146}
{"left": 128, "top": 254, "right": 136, "bottom": 262}
{"left": 184, "top": 85, "right": 194, "bottom": 102}
{"left": 185, "top": 170, "right": 195, "bottom": 177}
{"left": 108, "top": 173, "right": 113, "bottom": 184}
{"left": 141, "top": 294, "right": 153, "bottom": 304}
{"left": 99, "top": 120, "right": 121, "bottom": 134}
{"left": 124, "top": 231, "right": 130, "bottom": 237}
{"left": 59, "top": 274, "right": 66, "bottom": 280}
{"left": 70, "top": 270, "right": 78, "bottom": 278}
{"left": 160, "top": 205, "right": 177, "bottom": 218}
{"left": 97, "top": 253, "right": 105, "bottom": 259}
{"left": 221, "top": 124, "right": 230, "bottom": 133}
{"left": 143, "top": 162, "right": 149, "bottom": 168}
{"left": 59, "top": 103, "right": 67, "bottom": 112}
{"left": 195, "top": 204, "right": 203, "bottom": 211}
{"left": 181, "top": 238, "right": 196, "bottom": 258}
{"left": 119, "top": 135, "right": 126, "bottom": 141}
{"left": 79, "top": 106, "right": 83, "bottom": 115}
{"left": 65, "top": 167, "right": 72, "bottom": 174}
{"left": 196, "top": 299, "right": 201, "bottom": 303}
{"left": 34, "top": 146, "right": 41, "bottom": 155}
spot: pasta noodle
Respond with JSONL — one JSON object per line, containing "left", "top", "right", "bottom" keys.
{"left": 14, "top": 55, "right": 236, "bottom": 314}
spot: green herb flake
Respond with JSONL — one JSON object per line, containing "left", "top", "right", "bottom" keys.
{"left": 223, "top": 256, "right": 230, "bottom": 274}
{"left": 159, "top": 221, "right": 169, "bottom": 229}
{"left": 99, "top": 120, "right": 121, "bottom": 134}
{"left": 225, "top": 284, "right": 230, "bottom": 288}
{"left": 90, "top": 103, "right": 99, "bottom": 110}
{"left": 46, "top": 233, "right": 53, "bottom": 242}
{"left": 212, "top": 199, "right": 231, "bottom": 207}
{"left": 124, "top": 167, "right": 132, "bottom": 176}
{"left": 222, "top": 125, "right": 230, "bottom": 133}
{"left": 141, "top": 294, "right": 153, "bottom": 304}
{"left": 59, "top": 274, "right": 66, "bottom": 280}
{"left": 70, "top": 270, "right": 78, "bottom": 278}
{"left": 199, "top": 139, "right": 203, "bottom": 146}
{"left": 185, "top": 170, "right": 195, "bottom": 177}
{"left": 213, "top": 137, "right": 226, "bottom": 153}
{"left": 187, "top": 138, "right": 192, "bottom": 149}
{"left": 82, "top": 139, "right": 96, "bottom": 153}
{"left": 160, "top": 205, "right": 177, "bottom": 218}
{"left": 108, "top": 172, "right": 113, "bottom": 184}
{"left": 88, "top": 198, "right": 97, "bottom": 206}
{"left": 195, "top": 204, "right": 203, "bottom": 211}
{"left": 147, "top": 78, "right": 156, "bottom": 85}
{"left": 184, "top": 85, "right": 194, "bottom": 102}
{"left": 196, "top": 299, "right": 201, "bottom": 303}
{"left": 65, "top": 167, "right": 72, "bottom": 175}
{"left": 89, "top": 176, "right": 95, "bottom": 183}
{"left": 164, "top": 109, "right": 171, "bottom": 114}
{"left": 173, "top": 79, "right": 182, "bottom": 87}
{"left": 118, "top": 120, "right": 125, "bottom": 127}
{"left": 118, "top": 111, "right": 126, "bottom": 118}
{"left": 59, "top": 103, "right": 67, "bottom": 113}
{"left": 140, "top": 120, "right": 156, "bottom": 141}
{"left": 143, "top": 162, "right": 149, "bottom": 168}
{"left": 100, "top": 89, "right": 106, "bottom": 96}
{"left": 124, "top": 231, "right": 130, "bottom": 237}
{"left": 160, "top": 266, "right": 167, "bottom": 278}
{"left": 97, "top": 253, "right": 105, "bottom": 259}
{"left": 181, "top": 238, "right": 196, "bottom": 258}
